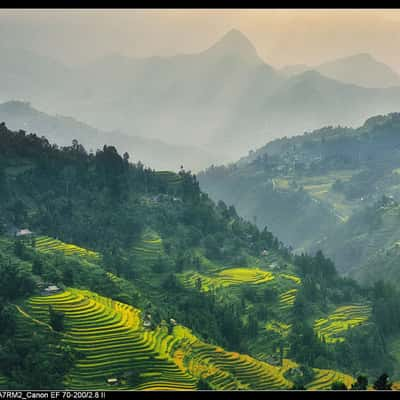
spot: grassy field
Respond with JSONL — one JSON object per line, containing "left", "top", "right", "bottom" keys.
{"left": 34, "top": 236, "right": 100, "bottom": 260}
{"left": 314, "top": 304, "right": 371, "bottom": 344}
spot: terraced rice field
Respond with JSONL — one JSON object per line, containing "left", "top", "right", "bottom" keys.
{"left": 280, "top": 273, "right": 301, "bottom": 285}
{"left": 156, "top": 171, "right": 183, "bottom": 186}
{"left": 18, "top": 288, "right": 297, "bottom": 391}
{"left": 182, "top": 268, "right": 274, "bottom": 292}
{"left": 306, "top": 368, "right": 355, "bottom": 390}
{"left": 13, "top": 287, "right": 359, "bottom": 391}
{"left": 21, "top": 289, "right": 196, "bottom": 390}
{"left": 392, "top": 381, "right": 400, "bottom": 390}
{"left": 131, "top": 232, "right": 163, "bottom": 265}
{"left": 314, "top": 304, "right": 370, "bottom": 344}
{"left": 266, "top": 320, "right": 291, "bottom": 337}
{"left": 35, "top": 236, "right": 100, "bottom": 260}
{"left": 0, "top": 375, "right": 7, "bottom": 388}
{"left": 172, "top": 326, "right": 292, "bottom": 390}
{"left": 279, "top": 289, "right": 297, "bottom": 310}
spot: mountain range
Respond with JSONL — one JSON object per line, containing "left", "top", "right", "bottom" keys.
{"left": 0, "top": 101, "right": 217, "bottom": 171}
{"left": 280, "top": 52, "right": 400, "bottom": 88}
{"left": 2, "top": 29, "right": 400, "bottom": 165}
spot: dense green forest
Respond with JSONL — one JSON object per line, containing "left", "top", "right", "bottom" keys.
{"left": 0, "top": 123, "right": 399, "bottom": 390}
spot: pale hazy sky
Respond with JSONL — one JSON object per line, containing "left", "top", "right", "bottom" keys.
{"left": 1, "top": 9, "right": 400, "bottom": 72}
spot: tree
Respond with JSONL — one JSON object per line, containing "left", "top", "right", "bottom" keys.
{"left": 0, "top": 305, "right": 16, "bottom": 336}
{"left": 62, "top": 267, "right": 74, "bottom": 286}
{"left": 123, "top": 152, "right": 130, "bottom": 163}
{"left": 49, "top": 306, "right": 64, "bottom": 332}
{"left": 124, "top": 370, "right": 140, "bottom": 385}
{"left": 197, "top": 378, "right": 213, "bottom": 390}
{"left": 331, "top": 381, "right": 347, "bottom": 390}
{"left": 246, "top": 313, "right": 258, "bottom": 338}
{"left": 32, "top": 258, "right": 43, "bottom": 275}
{"left": 373, "top": 373, "right": 392, "bottom": 390}
{"left": 351, "top": 375, "right": 368, "bottom": 390}
{"left": 151, "top": 255, "right": 166, "bottom": 273}
{"left": 175, "top": 255, "right": 184, "bottom": 273}
{"left": 195, "top": 277, "right": 202, "bottom": 291}
{"left": 14, "top": 239, "right": 24, "bottom": 257}
{"left": 292, "top": 382, "right": 305, "bottom": 390}
{"left": 263, "top": 287, "right": 277, "bottom": 303}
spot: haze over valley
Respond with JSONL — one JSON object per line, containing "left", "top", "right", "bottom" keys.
{"left": 2, "top": 10, "right": 400, "bottom": 167}
{"left": 2, "top": 9, "right": 400, "bottom": 392}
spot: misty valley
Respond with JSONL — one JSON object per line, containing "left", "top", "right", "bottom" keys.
{"left": 1, "top": 9, "right": 400, "bottom": 393}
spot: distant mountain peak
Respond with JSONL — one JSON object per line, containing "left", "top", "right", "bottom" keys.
{"left": 317, "top": 53, "right": 400, "bottom": 88}
{"left": 347, "top": 52, "right": 374, "bottom": 60}
{"left": 1, "top": 100, "right": 33, "bottom": 114}
{"left": 202, "top": 28, "right": 262, "bottom": 63}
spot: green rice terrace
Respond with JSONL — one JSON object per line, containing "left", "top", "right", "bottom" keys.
{"left": 279, "top": 289, "right": 298, "bottom": 311}
{"left": 5, "top": 231, "right": 362, "bottom": 391}
{"left": 13, "top": 288, "right": 294, "bottom": 390}
{"left": 131, "top": 231, "right": 163, "bottom": 265}
{"left": 17, "top": 289, "right": 196, "bottom": 390}
{"left": 173, "top": 333, "right": 292, "bottom": 390}
{"left": 155, "top": 171, "right": 183, "bottom": 186}
{"left": 273, "top": 170, "right": 360, "bottom": 222}
{"left": 0, "top": 374, "right": 7, "bottom": 388}
{"left": 181, "top": 268, "right": 274, "bottom": 292}
{"left": 265, "top": 321, "right": 291, "bottom": 338}
{"left": 34, "top": 236, "right": 100, "bottom": 260}
{"left": 11, "top": 283, "right": 361, "bottom": 391}
{"left": 314, "top": 304, "right": 371, "bottom": 344}
{"left": 180, "top": 256, "right": 302, "bottom": 293}
{"left": 306, "top": 368, "right": 355, "bottom": 390}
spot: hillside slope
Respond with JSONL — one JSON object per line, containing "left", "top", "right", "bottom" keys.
{"left": 199, "top": 113, "right": 400, "bottom": 279}
{"left": 0, "top": 124, "right": 397, "bottom": 389}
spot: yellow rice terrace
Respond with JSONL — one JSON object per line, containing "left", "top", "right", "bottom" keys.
{"left": 34, "top": 236, "right": 100, "bottom": 260}
{"left": 181, "top": 267, "right": 274, "bottom": 291}
{"left": 14, "top": 288, "right": 344, "bottom": 391}
{"left": 314, "top": 304, "right": 371, "bottom": 344}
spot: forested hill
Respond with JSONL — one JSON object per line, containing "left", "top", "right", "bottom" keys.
{"left": 0, "top": 101, "right": 216, "bottom": 171}
{"left": 0, "top": 121, "right": 282, "bottom": 259}
{"left": 0, "top": 123, "right": 399, "bottom": 390}
{"left": 198, "top": 113, "right": 400, "bottom": 279}
{"left": 246, "top": 112, "right": 400, "bottom": 166}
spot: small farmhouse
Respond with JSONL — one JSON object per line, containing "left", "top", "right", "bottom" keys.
{"left": 16, "top": 228, "right": 33, "bottom": 237}
{"left": 106, "top": 378, "right": 119, "bottom": 385}
{"left": 42, "top": 285, "right": 62, "bottom": 295}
